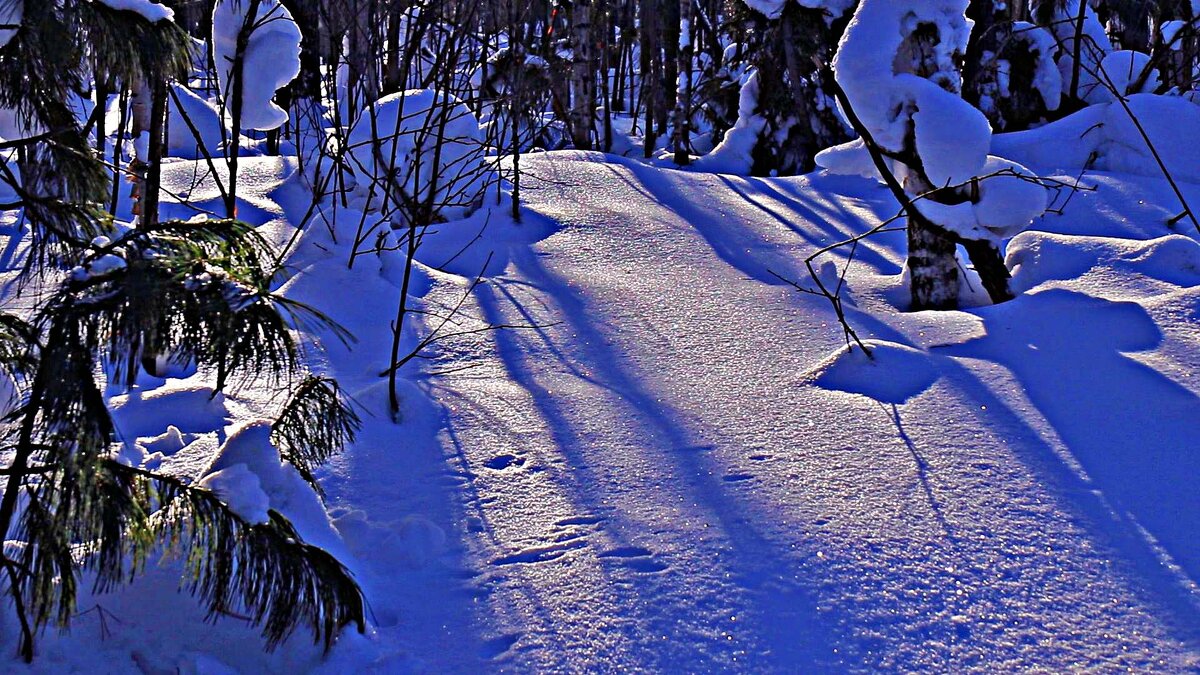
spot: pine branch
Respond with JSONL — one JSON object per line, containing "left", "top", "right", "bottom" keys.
{"left": 271, "top": 376, "right": 361, "bottom": 498}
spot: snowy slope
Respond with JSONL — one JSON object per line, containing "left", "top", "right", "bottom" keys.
{"left": 399, "top": 152, "right": 1199, "bottom": 671}
{"left": 2, "top": 149, "right": 1198, "bottom": 672}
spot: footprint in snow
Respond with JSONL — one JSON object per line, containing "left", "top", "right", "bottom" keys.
{"left": 492, "top": 540, "right": 587, "bottom": 566}
{"left": 598, "top": 546, "right": 669, "bottom": 573}
{"left": 484, "top": 454, "right": 524, "bottom": 471}
{"left": 478, "top": 633, "right": 520, "bottom": 660}
{"left": 554, "top": 514, "right": 604, "bottom": 527}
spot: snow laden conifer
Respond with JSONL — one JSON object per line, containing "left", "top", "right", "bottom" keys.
{"left": 819, "top": 0, "right": 1048, "bottom": 310}
{"left": 0, "top": 0, "right": 364, "bottom": 662}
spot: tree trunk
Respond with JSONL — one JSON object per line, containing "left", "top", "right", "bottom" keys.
{"left": 906, "top": 215, "right": 960, "bottom": 311}
{"left": 639, "top": 0, "right": 660, "bottom": 156}
{"left": 570, "top": 0, "right": 595, "bottom": 150}
{"left": 672, "top": 0, "right": 693, "bottom": 165}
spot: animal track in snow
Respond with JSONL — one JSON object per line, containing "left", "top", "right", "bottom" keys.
{"left": 491, "top": 540, "right": 587, "bottom": 566}
{"left": 597, "top": 546, "right": 669, "bottom": 573}
{"left": 479, "top": 633, "right": 520, "bottom": 660}
{"left": 484, "top": 454, "right": 525, "bottom": 470}
{"left": 554, "top": 514, "right": 604, "bottom": 527}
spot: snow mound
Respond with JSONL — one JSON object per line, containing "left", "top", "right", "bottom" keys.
{"left": 204, "top": 421, "right": 350, "bottom": 555}
{"left": 198, "top": 463, "right": 271, "bottom": 523}
{"left": 346, "top": 89, "right": 485, "bottom": 223}
{"left": 994, "top": 94, "right": 1200, "bottom": 183}
{"left": 1007, "top": 231, "right": 1200, "bottom": 293}
{"left": 806, "top": 340, "right": 939, "bottom": 404}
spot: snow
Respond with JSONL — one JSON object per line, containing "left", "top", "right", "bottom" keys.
{"left": 1162, "top": 20, "right": 1186, "bottom": 48}
{"left": 693, "top": 71, "right": 765, "bottom": 175}
{"left": 346, "top": 89, "right": 485, "bottom": 223}
{"left": 806, "top": 340, "right": 939, "bottom": 404}
{"left": 198, "top": 463, "right": 271, "bottom": 523}
{"left": 4, "top": 15, "right": 1200, "bottom": 670}
{"left": 994, "top": 94, "right": 1200, "bottom": 184}
{"left": 167, "top": 84, "right": 229, "bottom": 160}
{"left": 211, "top": 0, "right": 302, "bottom": 131}
{"left": 909, "top": 80, "right": 991, "bottom": 186}
{"left": 1043, "top": 0, "right": 1113, "bottom": 105}
{"left": 2, "top": 134, "right": 1200, "bottom": 672}
{"left": 827, "top": 0, "right": 1045, "bottom": 242}
{"left": 1012, "top": 22, "right": 1062, "bottom": 111}
{"left": 832, "top": 0, "right": 988, "bottom": 179}
{"left": 1095, "top": 50, "right": 1159, "bottom": 100}
{"left": 0, "top": 0, "right": 20, "bottom": 50}
{"left": 97, "top": 0, "right": 174, "bottom": 22}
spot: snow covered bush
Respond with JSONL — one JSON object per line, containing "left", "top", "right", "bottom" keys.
{"left": 212, "top": 0, "right": 302, "bottom": 132}
{"left": 696, "top": 0, "right": 853, "bottom": 176}
{"left": 962, "top": 2, "right": 1062, "bottom": 131}
{"left": 819, "top": 0, "right": 1048, "bottom": 309}
{"left": 346, "top": 89, "right": 487, "bottom": 226}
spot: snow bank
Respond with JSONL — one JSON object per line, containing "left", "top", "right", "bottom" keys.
{"left": 994, "top": 94, "right": 1200, "bottom": 184}
{"left": 1007, "top": 231, "right": 1200, "bottom": 293}
{"left": 212, "top": 0, "right": 301, "bottom": 131}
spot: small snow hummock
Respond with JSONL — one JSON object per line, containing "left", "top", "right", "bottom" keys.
{"left": 806, "top": 340, "right": 940, "bottom": 405}
{"left": 346, "top": 89, "right": 485, "bottom": 222}
{"left": 212, "top": 0, "right": 302, "bottom": 131}
{"left": 97, "top": 0, "right": 175, "bottom": 23}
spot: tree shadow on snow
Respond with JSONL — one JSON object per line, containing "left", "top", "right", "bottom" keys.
{"left": 938, "top": 288, "right": 1200, "bottom": 585}
{"left": 472, "top": 248, "right": 858, "bottom": 671}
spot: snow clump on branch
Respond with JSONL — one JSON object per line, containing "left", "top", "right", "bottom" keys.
{"left": 212, "top": 0, "right": 302, "bottom": 131}
{"left": 819, "top": 0, "right": 1046, "bottom": 243}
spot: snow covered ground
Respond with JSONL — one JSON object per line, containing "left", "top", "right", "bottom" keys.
{"left": 3, "top": 145, "right": 1199, "bottom": 671}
